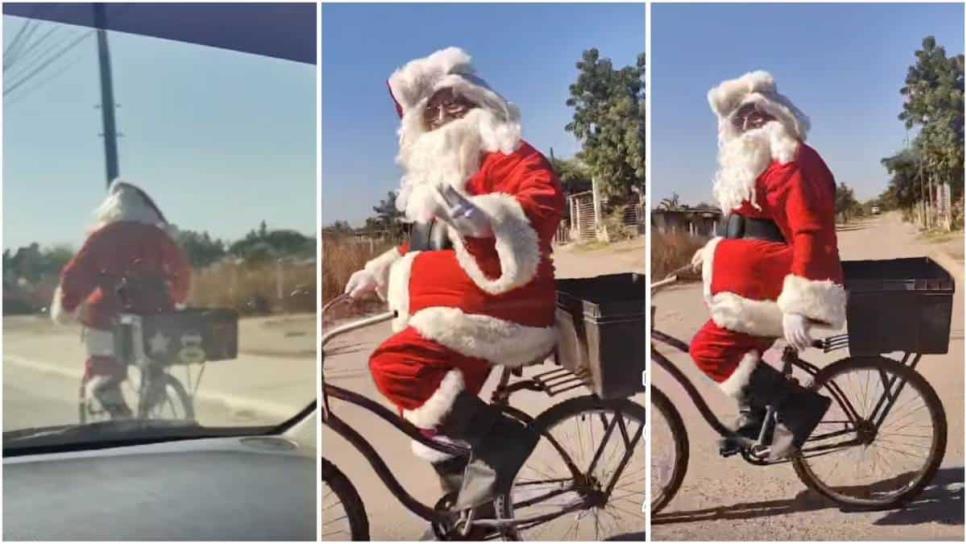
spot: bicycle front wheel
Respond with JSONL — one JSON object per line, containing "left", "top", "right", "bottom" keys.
{"left": 650, "top": 387, "right": 689, "bottom": 514}
{"left": 792, "top": 356, "right": 946, "bottom": 508}
{"left": 497, "top": 395, "right": 645, "bottom": 540}
{"left": 321, "top": 457, "right": 369, "bottom": 541}
{"left": 140, "top": 372, "right": 195, "bottom": 421}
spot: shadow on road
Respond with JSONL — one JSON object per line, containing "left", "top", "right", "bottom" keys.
{"left": 836, "top": 219, "right": 875, "bottom": 233}
{"left": 653, "top": 466, "right": 964, "bottom": 528}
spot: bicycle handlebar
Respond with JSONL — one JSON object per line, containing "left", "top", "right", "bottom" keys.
{"left": 321, "top": 293, "right": 395, "bottom": 350}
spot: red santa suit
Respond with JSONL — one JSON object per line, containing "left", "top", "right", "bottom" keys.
{"left": 363, "top": 48, "right": 564, "bottom": 458}
{"left": 52, "top": 180, "right": 191, "bottom": 382}
{"left": 690, "top": 71, "right": 846, "bottom": 397}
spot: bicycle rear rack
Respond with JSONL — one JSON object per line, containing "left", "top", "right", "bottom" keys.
{"left": 820, "top": 334, "right": 849, "bottom": 353}
{"left": 531, "top": 366, "right": 592, "bottom": 396}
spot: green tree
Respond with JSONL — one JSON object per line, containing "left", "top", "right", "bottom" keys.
{"left": 565, "top": 49, "right": 645, "bottom": 198}
{"left": 657, "top": 193, "right": 681, "bottom": 211}
{"left": 835, "top": 182, "right": 862, "bottom": 223}
{"left": 366, "top": 190, "right": 406, "bottom": 237}
{"left": 176, "top": 230, "right": 227, "bottom": 268}
{"left": 897, "top": 36, "right": 965, "bottom": 203}
{"left": 549, "top": 156, "right": 592, "bottom": 193}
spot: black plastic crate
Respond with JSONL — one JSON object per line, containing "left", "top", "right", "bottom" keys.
{"left": 115, "top": 308, "right": 239, "bottom": 365}
{"left": 843, "top": 257, "right": 954, "bottom": 356}
{"left": 555, "top": 273, "right": 646, "bottom": 399}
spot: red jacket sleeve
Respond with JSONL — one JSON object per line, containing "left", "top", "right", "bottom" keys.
{"left": 458, "top": 148, "right": 564, "bottom": 294}
{"left": 58, "top": 232, "right": 104, "bottom": 313}
{"left": 775, "top": 160, "right": 846, "bottom": 328}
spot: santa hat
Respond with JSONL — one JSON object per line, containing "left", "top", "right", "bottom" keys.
{"left": 388, "top": 47, "right": 521, "bottom": 153}
{"left": 94, "top": 178, "right": 170, "bottom": 229}
{"left": 708, "top": 71, "right": 810, "bottom": 141}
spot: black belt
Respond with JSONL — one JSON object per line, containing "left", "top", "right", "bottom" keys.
{"left": 719, "top": 214, "right": 786, "bottom": 243}
{"left": 408, "top": 220, "right": 454, "bottom": 251}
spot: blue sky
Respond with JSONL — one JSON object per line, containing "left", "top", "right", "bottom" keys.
{"left": 3, "top": 15, "right": 316, "bottom": 250}
{"left": 652, "top": 3, "right": 964, "bottom": 205}
{"left": 322, "top": 3, "right": 644, "bottom": 226}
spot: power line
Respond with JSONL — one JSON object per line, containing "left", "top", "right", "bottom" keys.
{"left": 3, "top": 30, "right": 94, "bottom": 98}
{"left": 4, "top": 25, "right": 61, "bottom": 76}
{"left": 3, "top": 19, "right": 36, "bottom": 69}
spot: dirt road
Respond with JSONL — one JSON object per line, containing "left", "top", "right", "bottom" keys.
{"left": 651, "top": 213, "right": 964, "bottom": 540}
{"left": 321, "top": 238, "right": 645, "bottom": 540}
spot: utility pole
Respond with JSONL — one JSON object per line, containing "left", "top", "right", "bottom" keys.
{"left": 94, "top": 4, "right": 119, "bottom": 187}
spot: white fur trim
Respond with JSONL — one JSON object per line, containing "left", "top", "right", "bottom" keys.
{"left": 84, "top": 328, "right": 115, "bottom": 357}
{"left": 402, "top": 369, "right": 465, "bottom": 429}
{"left": 709, "top": 293, "right": 785, "bottom": 338}
{"left": 94, "top": 178, "right": 166, "bottom": 229}
{"left": 364, "top": 247, "right": 403, "bottom": 290}
{"left": 449, "top": 193, "right": 541, "bottom": 295}
{"left": 719, "top": 351, "right": 760, "bottom": 398}
{"left": 776, "top": 274, "right": 847, "bottom": 329}
{"left": 410, "top": 435, "right": 469, "bottom": 463}
{"left": 707, "top": 71, "right": 810, "bottom": 141}
{"left": 389, "top": 47, "right": 521, "bottom": 154}
{"left": 700, "top": 237, "right": 723, "bottom": 303}
{"left": 386, "top": 251, "right": 419, "bottom": 332}
{"left": 409, "top": 307, "right": 556, "bottom": 367}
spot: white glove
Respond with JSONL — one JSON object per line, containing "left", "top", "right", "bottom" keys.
{"left": 50, "top": 287, "right": 75, "bottom": 325}
{"left": 783, "top": 312, "right": 813, "bottom": 351}
{"left": 690, "top": 248, "right": 705, "bottom": 272}
{"left": 344, "top": 269, "right": 378, "bottom": 299}
{"left": 435, "top": 186, "right": 492, "bottom": 238}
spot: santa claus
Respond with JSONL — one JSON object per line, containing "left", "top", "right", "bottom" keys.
{"left": 344, "top": 47, "right": 565, "bottom": 509}
{"left": 52, "top": 180, "right": 191, "bottom": 419}
{"left": 689, "top": 71, "right": 845, "bottom": 460}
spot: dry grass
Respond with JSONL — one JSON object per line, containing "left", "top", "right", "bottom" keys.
{"left": 651, "top": 230, "right": 708, "bottom": 280}
{"left": 189, "top": 260, "right": 316, "bottom": 314}
{"left": 321, "top": 235, "right": 399, "bottom": 322}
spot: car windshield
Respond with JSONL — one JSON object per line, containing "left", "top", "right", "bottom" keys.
{"left": 3, "top": 14, "right": 316, "bottom": 443}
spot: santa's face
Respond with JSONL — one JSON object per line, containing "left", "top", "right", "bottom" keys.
{"left": 395, "top": 107, "right": 490, "bottom": 223}
{"left": 423, "top": 88, "right": 477, "bottom": 132}
{"left": 731, "top": 103, "right": 775, "bottom": 133}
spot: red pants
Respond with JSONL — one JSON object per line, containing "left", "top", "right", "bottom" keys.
{"left": 369, "top": 327, "right": 492, "bottom": 429}
{"left": 689, "top": 320, "right": 773, "bottom": 384}
{"left": 84, "top": 355, "right": 127, "bottom": 382}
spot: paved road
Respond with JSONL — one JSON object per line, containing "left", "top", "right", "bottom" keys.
{"left": 651, "top": 214, "right": 964, "bottom": 541}
{"left": 3, "top": 314, "right": 316, "bottom": 433}
{"left": 322, "top": 239, "right": 645, "bottom": 540}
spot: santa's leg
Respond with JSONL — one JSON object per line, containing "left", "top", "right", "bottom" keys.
{"left": 690, "top": 320, "right": 830, "bottom": 459}
{"left": 369, "top": 327, "right": 537, "bottom": 511}
{"left": 84, "top": 355, "right": 131, "bottom": 419}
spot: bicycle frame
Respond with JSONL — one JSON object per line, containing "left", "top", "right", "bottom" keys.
{"left": 320, "top": 301, "right": 637, "bottom": 529}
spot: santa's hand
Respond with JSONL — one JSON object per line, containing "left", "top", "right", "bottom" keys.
{"left": 344, "top": 269, "right": 378, "bottom": 299}
{"left": 435, "top": 186, "right": 492, "bottom": 238}
{"left": 783, "top": 312, "right": 813, "bottom": 351}
{"left": 690, "top": 248, "right": 705, "bottom": 272}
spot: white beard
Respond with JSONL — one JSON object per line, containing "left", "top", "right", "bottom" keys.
{"left": 395, "top": 108, "right": 499, "bottom": 224}
{"left": 712, "top": 121, "right": 799, "bottom": 213}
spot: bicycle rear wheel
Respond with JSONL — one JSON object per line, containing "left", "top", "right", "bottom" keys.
{"left": 497, "top": 396, "right": 645, "bottom": 540}
{"left": 321, "top": 457, "right": 369, "bottom": 541}
{"left": 792, "top": 356, "right": 946, "bottom": 508}
{"left": 650, "top": 387, "right": 689, "bottom": 514}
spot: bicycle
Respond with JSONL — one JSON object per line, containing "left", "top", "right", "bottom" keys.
{"left": 649, "top": 264, "right": 949, "bottom": 514}
{"left": 320, "top": 293, "right": 645, "bottom": 541}
{"left": 79, "top": 312, "right": 210, "bottom": 424}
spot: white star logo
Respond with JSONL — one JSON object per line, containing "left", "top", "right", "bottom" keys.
{"left": 148, "top": 331, "right": 170, "bottom": 355}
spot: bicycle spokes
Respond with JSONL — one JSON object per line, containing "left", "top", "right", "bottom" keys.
{"left": 507, "top": 406, "right": 644, "bottom": 540}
